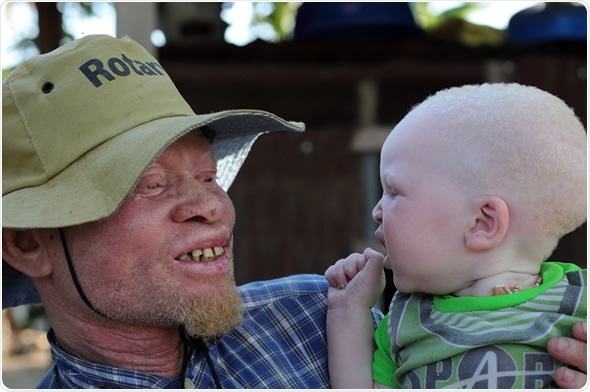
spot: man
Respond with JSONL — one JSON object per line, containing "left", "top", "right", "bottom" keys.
{"left": 2, "top": 35, "right": 586, "bottom": 388}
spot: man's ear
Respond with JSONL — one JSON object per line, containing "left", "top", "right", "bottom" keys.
{"left": 464, "top": 196, "right": 509, "bottom": 252}
{"left": 2, "top": 229, "right": 54, "bottom": 278}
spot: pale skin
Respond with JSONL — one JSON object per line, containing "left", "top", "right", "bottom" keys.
{"left": 325, "top": 108, "right": 587, "bottom": 388}
{"left": 326, "top": 251, "right": 587, "bottom": 389}
{"left": 3, "top": 132, "right": 586, "bottom": 385}
{"left": 3, "top": 132, "right": 237, "bottom": 379}
{"left": 325, "top": 248, "right": 386, "bottom": 389}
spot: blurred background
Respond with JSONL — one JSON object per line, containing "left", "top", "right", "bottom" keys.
{"left": 2, "top": 2, "right": 587, "bottom": 388}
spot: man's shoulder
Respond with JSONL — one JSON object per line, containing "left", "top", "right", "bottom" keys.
{"left": 238, "top": 274, "right": 328, "bottom": 308}
{"left": 237, "top": 274, "right": 383, "bottom": 326}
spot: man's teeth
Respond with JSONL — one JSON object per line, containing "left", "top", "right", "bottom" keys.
{"left": 179, "top": 246, "right": 224, "bottom": 262}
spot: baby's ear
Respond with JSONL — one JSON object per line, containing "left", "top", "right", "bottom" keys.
{"left": 2, "top": 229, "right": 54, "bottom": 278}
{"left": 464, "top": 196, "right": 509, "bottom": 252}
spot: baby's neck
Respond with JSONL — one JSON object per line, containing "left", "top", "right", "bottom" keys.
{"left": 453, "top": 271, "right": 542, "bottom": 297}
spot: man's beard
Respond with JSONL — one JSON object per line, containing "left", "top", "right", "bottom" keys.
{"left": 179, "top": 281, "right": 244, "bottom": 338}
{"left": 99, "top": 274, "right": 244, "bottom": 339}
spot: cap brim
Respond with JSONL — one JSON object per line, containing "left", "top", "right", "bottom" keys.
{"left": 3, "top": 109, "right": 303, "bottom": 308}
{"left": 2, "top": 109, "right": 303, "bottom": 229}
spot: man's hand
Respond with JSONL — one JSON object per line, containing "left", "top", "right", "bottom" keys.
{"left": 548, "top": 321, "right": 587, "bottom": 389}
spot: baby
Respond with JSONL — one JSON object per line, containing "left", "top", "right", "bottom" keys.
{"left": 325, "top": 83, "right": 587, "bottom": 388}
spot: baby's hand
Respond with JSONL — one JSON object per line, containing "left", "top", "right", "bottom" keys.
{"left": 325, "top": 248, "right": 385, "bottom": 309}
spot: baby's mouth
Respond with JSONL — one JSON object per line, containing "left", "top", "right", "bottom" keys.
{"left": 177, "top": 247, "right": 224, "bottom": 262}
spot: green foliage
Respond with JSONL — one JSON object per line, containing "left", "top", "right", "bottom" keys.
{"left": 410, "top": 2, "right": 488, "bottom": 30}
{"left": 251, "top": 2, "right": 302, "bottom": 41}
{"left": 3, "top": 68, "right": 15, "bottom": 79}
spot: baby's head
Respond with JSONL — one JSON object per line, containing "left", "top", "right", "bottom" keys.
{"left": 376, "top": 83, "right": 586, "bottom": 286}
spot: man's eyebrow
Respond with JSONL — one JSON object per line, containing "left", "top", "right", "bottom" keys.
{"left": 200, "top": 149, "right": 217, "bottom": 165}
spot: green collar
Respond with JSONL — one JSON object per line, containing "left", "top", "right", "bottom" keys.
{"left": 434, "top": 262, "right": 581, "bottom": 312}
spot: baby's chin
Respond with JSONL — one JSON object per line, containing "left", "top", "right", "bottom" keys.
{"left": 383, "top": 254, "right": 393, "bottom": 270}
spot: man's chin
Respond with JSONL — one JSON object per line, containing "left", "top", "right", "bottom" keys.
{"left": 181, "top": 286, "right": 244, "bottom": 338}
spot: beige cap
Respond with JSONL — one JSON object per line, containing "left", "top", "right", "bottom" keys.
{"left": 2, "top": 34, "right": 304, "bottom": 308}
{"left": 2, "top": 34, "right": 304, "bottom": 229}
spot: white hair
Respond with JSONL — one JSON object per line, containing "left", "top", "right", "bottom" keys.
{"left": 408, "top": 83, "right": 587, "bottom": 255}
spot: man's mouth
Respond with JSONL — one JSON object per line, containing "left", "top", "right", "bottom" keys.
{"left": 177, "top": 246, "right": 224, "bottom": 262}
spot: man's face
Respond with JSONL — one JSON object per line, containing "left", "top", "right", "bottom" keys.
{"left": 61, "top": 132, "right": 242, "bottom": 337}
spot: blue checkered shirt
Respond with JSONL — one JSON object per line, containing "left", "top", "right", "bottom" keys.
{"left": 37, "top": 274, "right": 383, "bottom": 388}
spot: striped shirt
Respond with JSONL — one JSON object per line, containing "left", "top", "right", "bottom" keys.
{"left": 373, "top": 262, "right": 586, "bottom": 389}
{"left": 37, "top": 274, "right": 383, "bottom": 388}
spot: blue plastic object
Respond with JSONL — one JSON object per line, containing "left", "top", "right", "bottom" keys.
{"left": 507, "top": 3, "right": 587, "bottom": 45}
{"left": 293, "top": 2, "right": 422, "bottom": 41}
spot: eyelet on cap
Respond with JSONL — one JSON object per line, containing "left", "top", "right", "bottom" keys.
{"left": 41, "top": 82, "right": 54, "bottom": 94}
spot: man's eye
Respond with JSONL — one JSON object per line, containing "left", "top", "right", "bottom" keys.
{"left": 136, "top": 178, "right": 165, "bottom": 194}
{"left": 201, "top": 174, "right": 219, "bottom": 184}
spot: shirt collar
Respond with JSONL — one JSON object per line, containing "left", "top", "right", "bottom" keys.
{"left": 46, "top": 329, "right": 183, "bottom": 388}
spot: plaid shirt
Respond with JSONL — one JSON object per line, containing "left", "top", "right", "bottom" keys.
{"left": 37, "top": 274, "right": 383, "bottom": 388}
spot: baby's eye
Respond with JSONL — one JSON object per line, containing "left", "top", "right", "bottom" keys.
{"left": 385, "top": 186, "right": 399, "bottom": 197}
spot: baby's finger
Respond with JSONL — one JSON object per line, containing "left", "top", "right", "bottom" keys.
{"left": 362, "top": 252, "right": 386, "bottom": 292}
{"left": 344, "top": 253, "right": 366, "bottom": 280}
{"left": 363, "top": 248, "right": 385, "bottom": 263}
{"left": 324, "top": 265, "right": 337, "bottom": 287}
{"left": 331, "top": 259, "right": 351, "bottom": 288}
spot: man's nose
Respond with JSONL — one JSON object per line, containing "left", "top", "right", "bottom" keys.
{"left": 171, "top": 178, "right": 225, "bottom": 223}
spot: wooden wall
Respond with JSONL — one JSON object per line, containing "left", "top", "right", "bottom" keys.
{"left": 160, "top": 39, "right": 587, "bottom": 295}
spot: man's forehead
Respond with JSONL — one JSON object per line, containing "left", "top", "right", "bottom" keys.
{"left": 157, "top": 131, "right": 215, "bottom": 161}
